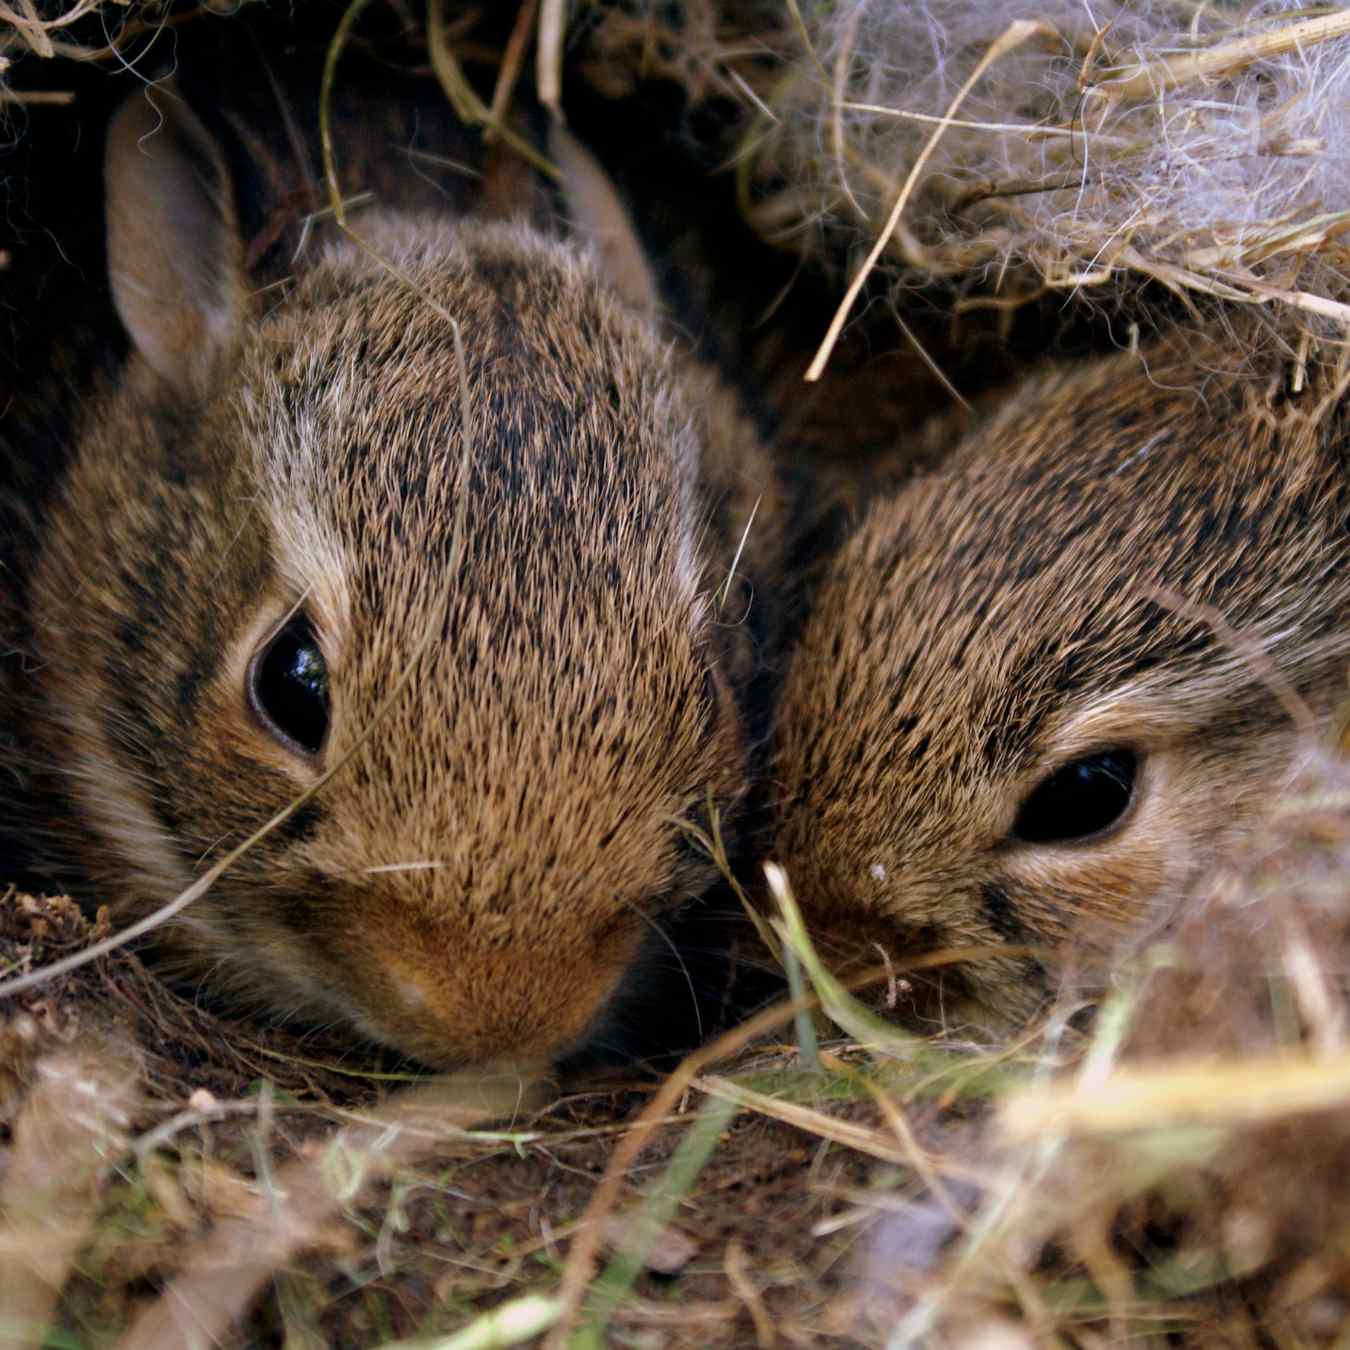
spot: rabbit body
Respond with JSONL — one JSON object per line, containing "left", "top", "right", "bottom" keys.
{"left": 772, "top": 328, "right": 1350, "bottom": 1026}
{"left": 7, "top": 86, "right": 782, "bottom": 1069}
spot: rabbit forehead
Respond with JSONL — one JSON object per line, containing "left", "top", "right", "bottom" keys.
{"left": 841, "top": 403, "right": 1346, "bottom": 758}
{"left": 243, "top": 320, "right": 711, "bottom": 702}
{"left": 242, "top": 228, "right": 702, "bottom": 615}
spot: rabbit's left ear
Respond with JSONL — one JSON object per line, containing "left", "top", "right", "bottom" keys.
{"left": 549, "top": 122, "right": 661, "bottom": 318}
{"left": 104, "top": 78, "right": 248, "bottom": 399}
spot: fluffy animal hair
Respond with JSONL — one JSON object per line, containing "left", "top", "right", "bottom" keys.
{"left": 7, "top": 81, "right": 783, "bottom": 1070}
{"left": 743, "top": 0, "right": 1350, "bottom": 319}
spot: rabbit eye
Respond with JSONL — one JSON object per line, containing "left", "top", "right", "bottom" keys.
{"left": 1011, "top": 748, "right": 1136, "bottom": 845}
{"left": 249, "top": 615, "right": 330, "bottom": 756}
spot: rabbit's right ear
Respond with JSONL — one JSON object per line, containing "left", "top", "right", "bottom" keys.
{"left": 549, "top": 122, "right": 661, "bottom": 319}
{"left": 104, "top": 80, "right": 246, "bottom": 398}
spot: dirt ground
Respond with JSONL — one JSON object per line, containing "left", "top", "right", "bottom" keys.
{"left": 14, "top": 771, "right": 1350, "bottom": 1350}
{"left": 14, "top": 830, "right": 1350, "bottom": 1350}
{"left": 2, "top": 889, "right": 984, "bottom": 1348}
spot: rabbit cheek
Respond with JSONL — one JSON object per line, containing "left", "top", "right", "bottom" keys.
{"left": 997, "top": 847, "right": 1169, "bottom": 958}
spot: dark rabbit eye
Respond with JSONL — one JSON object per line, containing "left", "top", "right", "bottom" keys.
{"left": 1012, "top": 748, "right": 1137, "bottom": 845}
{"left": 250, "top": 616, "right": 330, "bottom": 755}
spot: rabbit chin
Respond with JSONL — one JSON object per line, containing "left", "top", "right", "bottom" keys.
{"left": 152, "top": 900, "right": 646, "bottom": 1071}
{"left": 349, "top": 929, "right": 647, "bottom": 1071}
{"left": 772, "top": 837, "right": 1174, "bottom": 1030}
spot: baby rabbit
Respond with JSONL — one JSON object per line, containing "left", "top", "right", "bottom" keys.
{"left": 6, "top": 80, "right": 782, "bottom": 1070}
{"left": 771, "top": 324, "right": 1350, "bottom": 1027}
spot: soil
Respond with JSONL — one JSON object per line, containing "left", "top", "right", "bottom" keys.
{"left": 0, "top": 888, "right": 942, "bottom": 1348}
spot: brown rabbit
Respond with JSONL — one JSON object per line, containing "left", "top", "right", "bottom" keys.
{"left": 4, "top": 80, "right": 784, "bottom": 1070}
{"left": 771, "top": 323, "right": 1350, "bottom": 1028}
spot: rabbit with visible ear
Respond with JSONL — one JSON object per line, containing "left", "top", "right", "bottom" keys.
{"left": 770, "top": 324, "right": 1350, "bottom": 1028}
{"left": 6, "top": 80, "right": 785, "bottom": 1070}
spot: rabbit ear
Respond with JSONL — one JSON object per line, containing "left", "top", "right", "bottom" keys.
{"left": 104, "top": 80, "right": 246, "bottom": 397}
{"left": 549, "top": 122, "right": 661, "bottom": 318}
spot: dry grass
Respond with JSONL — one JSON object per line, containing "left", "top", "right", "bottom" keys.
{"left": 10, "top": 738, "right": 1350, "bottom": 1346}
{"left": 575, "top": 1, "right": 1350, "bottom": 348}
{"left": 747, "top": 2, "right": 1350, "bottom": 331}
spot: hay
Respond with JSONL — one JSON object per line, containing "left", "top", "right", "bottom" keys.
{"left": 736, "top": 0, "right": 1350, "bottom": 327}
{"left": 15, "top": 1, "right": 1350, "bottom": 330}
{"left": 834, "top": 747, "right": 1350, "bottom": 1345}
{"left": 571, "top": 1, "right": 1350, "bottom": 330}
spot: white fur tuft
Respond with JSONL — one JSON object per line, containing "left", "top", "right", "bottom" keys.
{"left": 745, "top": 0, "right": 1350, "bottom": 322}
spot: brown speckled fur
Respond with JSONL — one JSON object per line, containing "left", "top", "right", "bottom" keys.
{"left": 11, "top": 86, "right": 784, "bottom": 1069}
{"left": 772, "top": 328, "right": 1350, "bottom": 1028}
